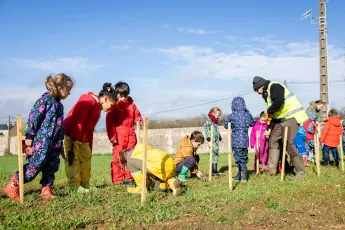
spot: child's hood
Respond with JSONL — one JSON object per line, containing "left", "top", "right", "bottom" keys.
{"left": 326, "top": 116, "right": 341, "bottom": 127}
{"left": 231, "top": 97, "right": 247, "bottom": 111}
{"left": 133, "top": 143, "right": 153, "bottom": 156}
{"left": 180, "top": 135, "right": 194, "bottom": 149}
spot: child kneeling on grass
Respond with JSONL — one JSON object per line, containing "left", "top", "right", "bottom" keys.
{"left": 119, "top": 143, "right": 181, "bottom": 196}
{"left": 173, "top": 131, "right": 205, "bottom": 182}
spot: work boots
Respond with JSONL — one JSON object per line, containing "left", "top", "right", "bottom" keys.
{"left": 292, "top": 155, "right": 305, "bottom": 180}
{"left": 267, "top": 149, "right": 280, "bottom": 175}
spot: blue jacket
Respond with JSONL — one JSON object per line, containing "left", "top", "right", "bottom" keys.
{"left": 224, "top": 97, "right": 254, "bottom": 148}
{"left": 294, "top": 126, "right": 307, "bottom": 155}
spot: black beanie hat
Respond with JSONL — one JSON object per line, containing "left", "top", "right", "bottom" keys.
{"left": 252, "top": 76, "right": 266, "bottom": 91}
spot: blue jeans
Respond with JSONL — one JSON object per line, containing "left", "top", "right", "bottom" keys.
{"left": 176, "top": 157, "right": 196, "bottom": 173}
{"left": 232, "top": 148, "right": 248, "bottom": 170}
{"left": 322, "top": 145, "right": 339, "bottom": 162}
{"left": 305, "top": 140, "right": 315, "bottom": 160}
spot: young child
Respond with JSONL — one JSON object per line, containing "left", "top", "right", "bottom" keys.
{"left": 320, "top": 109, "right": 343, "bottom": 167}
{"left": 224, "top": 97, "right": 254, "bottom": 183}
{"left": 2, "top": 73, "right": 74, "bottom": 201}
{"left": 174, "top": 131, "right": 205, "bottom": 182}
{"left": 250, "top": 111, "right": 269, "bottom": 172}
{"left": 204, "top": 107, "right": 222, "bottom": 175}
{"left": 63, "top": 83, "right": 116, "bottom": 193}
{"left": 303, "top": 112, "right": 317, "bottom": 162}
{"left": 294, "top": 126, "right": 308, "bottom": 166}
{"left": 106, "top": 81, "right": 142, "bottom": 185}
{"left": 119, "top": 143, "right": 181, "bottom": 196}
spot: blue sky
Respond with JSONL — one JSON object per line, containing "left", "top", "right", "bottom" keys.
{"left": 1, "top": 0, "right": 344, "bottom": 129}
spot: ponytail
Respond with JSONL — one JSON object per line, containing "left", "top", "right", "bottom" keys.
{"left": 99, "top": 82, "right": 117, "bottom": 101}
{"left": 45, "top": 75, "right": 59, "bottom": 97}
{"left": 45, "top": 73, "right": 74, "bottom": 98}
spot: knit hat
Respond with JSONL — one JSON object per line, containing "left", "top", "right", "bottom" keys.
{"left": 252, "top": 76, "right": 266, "bottom": 91}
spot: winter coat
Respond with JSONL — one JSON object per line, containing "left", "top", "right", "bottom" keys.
{"left": 294, "top": 126, "right": 307, "bottom": 155}
{"left": 106, "top": 96, "right": 142, "bottom": 147}
{"left": 63, "top": 92, "right": 101, "bottom": 150}
{"left": 26, "top": 91, "right": 64, "bottom": 154}
{"left": 174, "top": 135, "right": 199, "bottom": 174}
{"left": 131, "top": 143, "right": 175, "bottom": 181}
{"left": 204, "top": 117, "right": 221, "bottom": 154}
{"left": 303, "top": 120, "right": 316, "bottom": 141}
{"left": 320, "top": 116, "right": 343, "bottom": 147}
{"left": 250, "top": 120, "right": 269, "bottom": 154}
{"left": 306, "top": 101, "right": 322, "bottom": 123}
{"left": 224, "top": 97, "right": 255, "bottom": 148}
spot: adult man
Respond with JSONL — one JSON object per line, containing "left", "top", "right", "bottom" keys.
{"left": 306, "top": 100, "right": 325, "bottom": 123}
{"left": 252, "top": 76, "right": 308, "bottom": 179}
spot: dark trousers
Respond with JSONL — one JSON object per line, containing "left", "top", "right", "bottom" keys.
{"left": 322, "top": 145, "right": 339, "bottom": 162}
{"left": 176, "top": 157, "right": 196, "bottom": 173}
{"left": 232, "top": 148, "right": 248, "bottom": 170}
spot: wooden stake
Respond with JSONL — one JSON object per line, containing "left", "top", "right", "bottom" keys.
{"left": 281, "top": 127, "right": 289, "bottom": 182}
{"left": 314, "top": 130, "right": 321, "bottom": 176}
{"left": 339, "top": 135, "right": 344, "bottom": 172}
{"left": 141, "top": 117, "right": 148, "bottom": 204}
{"left": 17, "top": 114, "right": 24, "bottom": 204}
{"left": 228, "top": 126, "right": 233, "bottom": 190}
{"left": 256, "top": 131, "right": 260, "bottom": 175}
{"left": 208, "top": 125, "right": 214, "bottom": 182}
{"left": 136, "top": 120, "right": 140, "bottom": 144}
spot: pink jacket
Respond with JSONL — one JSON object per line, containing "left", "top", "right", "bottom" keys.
{"left": 250, "top": 120, "right": 269, "bottom": 154}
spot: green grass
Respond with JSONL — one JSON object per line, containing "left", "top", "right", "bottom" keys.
{"left": 1, "top": 153, "right": 345, "bottom": 229}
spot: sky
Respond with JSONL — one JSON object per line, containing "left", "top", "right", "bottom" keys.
{"left": 0, "top": 0, "right": 344, "bottom": 130}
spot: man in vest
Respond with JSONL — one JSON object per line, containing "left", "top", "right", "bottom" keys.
{"left": 252, "top": 76, "right": 308, "bottom": 179}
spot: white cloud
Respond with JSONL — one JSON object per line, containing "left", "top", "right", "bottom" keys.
{"left": 178, "top": 27, "right": 208, "bottom": 35}
{"left": 11, "top": 57, "right": 102, "bottom": 74}
{"left": 164, "top": 24, "right": 170, "bottom": 28}
{"left": 110, "top": 44, "right": 130, "bottom": 50}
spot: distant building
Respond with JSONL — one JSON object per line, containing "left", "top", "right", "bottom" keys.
{"left": 0, "top": 124, "right": 10, "bottom": 137}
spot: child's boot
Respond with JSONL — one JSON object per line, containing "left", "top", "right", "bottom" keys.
{"left": 167, "top": 178, "right": 182, "bottom": 197}
{"left": 177, "top": 166, "right": 189, "bottom": 182}
{"left": 232, "top": 164, "right": 241, "bottom": 181}
{"left": 335, "top": 160, "right": 339, "bottom": 168}
{"left": 303, "top": 156, "right": 309, "bottom": 166}
{"left": 212, "top": 163, "right": 221, "bottom": 176}
{"left": 240, "top": 165, "right": 248, "bottom": 183}
{"left": 127, "top": 171, "right": 143, "bottom": 194}
{"left": 2, "top": 175, "right": 20, "bottom": 202}
{"left": 40, "top": 186, "right": 56, "bottom": 199}
{"left": 323, "top": 160, "right": 329, "bottom": 167}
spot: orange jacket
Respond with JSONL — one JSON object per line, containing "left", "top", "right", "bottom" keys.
{"left": 173, "top": 136, "right": 199, "bottom": 174}
{"left": 320, "top": 116, "right": 343, "bottom": 147}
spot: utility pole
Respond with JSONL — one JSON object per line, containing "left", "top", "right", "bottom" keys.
{"left": 7, "top": 116, "right": 11, "bottom": 154}
{"left": 301, "top": 0, "right": 329, "bottom": 119}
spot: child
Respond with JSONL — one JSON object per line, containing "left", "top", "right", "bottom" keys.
{"left": 106, "top": 81, "right": 142, "bottom": 185}
{"left": 2, "top": 73, "right": 74, "bottom": 201}
{"left": 303, "top": 112, "right": 317, "bottom": 162}
{"left": 294, "top": 126, "right": 308, "bottom": 166}
{"left": 250, "top": 111, "right": 269, "bottom": 172}
{"left": 320, "top": 109, "right": 343, "bottom": 167}
{"left": 204, "top": 107, "right": 222, "bottom": 175}
{"left": 63, "top": 83, "right": 116, "bottom": 193}
{"left": 224, "top": 97, "right": 254, "bottom": 183}
{"left": 119, "top": 143, "right": 181, "bottom": 196}
{"left": 174, "top": 131, "right": 205, "bottom": 182}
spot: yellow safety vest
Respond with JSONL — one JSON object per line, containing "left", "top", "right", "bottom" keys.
{"left": 265, "top": 82, "right": 308, "bottom": 124}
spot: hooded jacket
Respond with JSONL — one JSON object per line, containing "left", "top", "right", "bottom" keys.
{"left": 131, "top": 143, "right": 175, "bottom": 181}
{"left": 320, "top": 116, "right": 343, "bottom": 147}
{"left": 224, "top": 97, "right": 255, "bottom": 148}
{"left": 294, "top": 126, "right": 307, "bottom": 155}
{"left": 250, "top": 120, "right": 269, "bottom": 154}
{"left": 306, "top": 101, "right": 322, "bottom": 123}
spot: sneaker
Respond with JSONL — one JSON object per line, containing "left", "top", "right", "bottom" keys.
{"left": 40, "top": 186, "right": 56, "bottom": 199}
{"left": 77, "top": 186, "right": 90, "bottom": 194}
{"left": 323, "top": 161, "right": 329, "bottom": 167}
{"left": 2, "top": 176, "right": 20, "bottom": 202}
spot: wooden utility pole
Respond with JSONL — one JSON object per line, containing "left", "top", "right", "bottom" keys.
{"left": 318, "top": 0, "right": 328, "bottom": 119}
{"left": 301, "top": 0, "right": 329, "bottom": 119}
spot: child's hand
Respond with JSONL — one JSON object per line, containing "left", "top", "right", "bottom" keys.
{"left": 25, "top": 139, "right": 32, "bottom": 147}
{"left": 111, "top": 140, "right": 117, "bottom": 145}
{"left": 196, "top": 171, "right": 203, "bottom": 178}
{"left": 264, "top": 129, "right": 271, "bottom": 137}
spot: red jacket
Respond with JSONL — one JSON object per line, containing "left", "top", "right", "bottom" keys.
{"left": 320, "top": 116, "right": 343, "bottom": 147}
{"left": 64, "top": 92, "right": 101, "bottom": 149}
{"left": 106, "top": 96, "right": 142, "bottom": 143}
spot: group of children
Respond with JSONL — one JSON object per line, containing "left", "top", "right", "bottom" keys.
{"left": 2, "top": 73, "right": 344, "bottom": 202}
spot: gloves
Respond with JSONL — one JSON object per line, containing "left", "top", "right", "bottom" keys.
{"left": 68, "top": 141, "right": 75, "bottom": 166}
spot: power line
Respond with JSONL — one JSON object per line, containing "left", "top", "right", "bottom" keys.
{"left": 143, "top": 91, "right": 254, "bottom": 116}
{"left": 286, "top": 79, "right": 344, "bottom": 85}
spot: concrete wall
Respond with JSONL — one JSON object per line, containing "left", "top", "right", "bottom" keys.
{"left": 0, "top": 127, "right": 254, "bottom": 156}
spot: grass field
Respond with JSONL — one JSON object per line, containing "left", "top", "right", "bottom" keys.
{"left": 1, "top": 153, "right": 345, "bottom": 230}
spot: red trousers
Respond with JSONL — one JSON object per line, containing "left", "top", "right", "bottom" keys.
{"left": 111, "top": 128, "right": 136, "bottom": 184}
